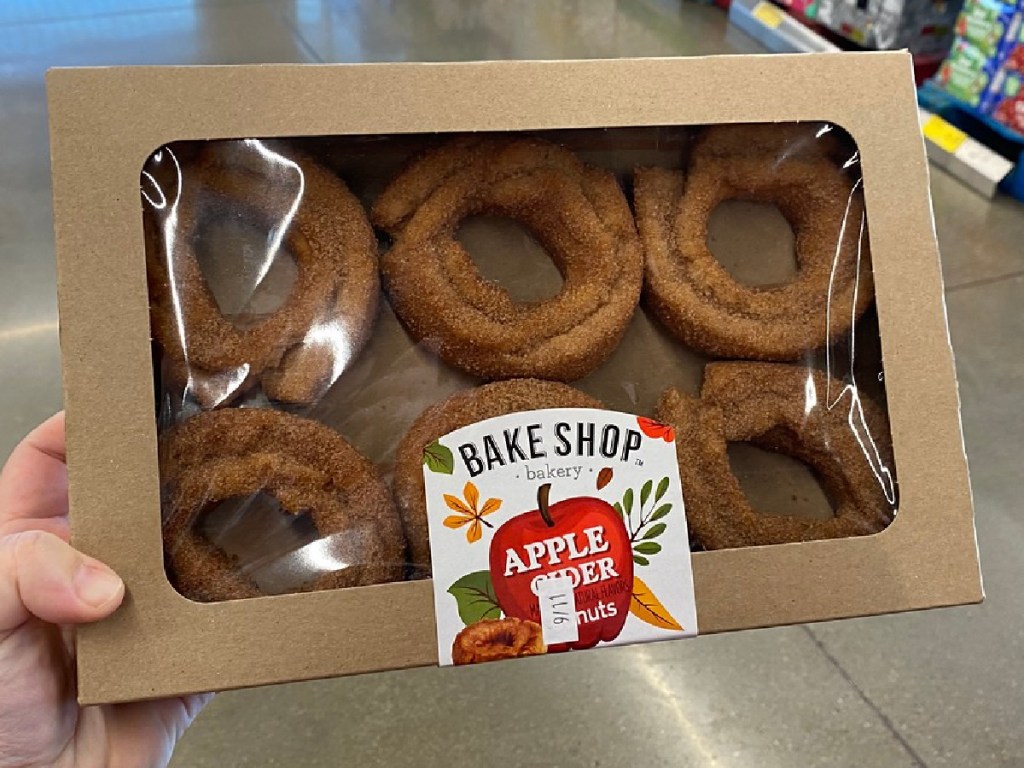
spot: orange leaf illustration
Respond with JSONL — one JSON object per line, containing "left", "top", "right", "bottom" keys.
{"left": 636, "top": 417, "right": 675, "bottom": 443}
{"left": 629, "top": 575, "right": 683, "bottom": 631}
{"left": 443, "top": 494, "right": 473, "bottom": 515}
{"left": 464, "top": 481, "right": 480, "bottom": 510}
{"left": 440, "top": 484, "right": 503, "bottom": 544}
{"left": 479, "top": 497, "right": 502, "bottom": 516}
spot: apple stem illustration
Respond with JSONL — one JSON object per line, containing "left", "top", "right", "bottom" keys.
{"left": 537, "top": 483, "right": 555, "bottom": 527}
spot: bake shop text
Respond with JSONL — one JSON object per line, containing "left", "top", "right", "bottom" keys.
{"left": 458, "top": 419, "right": 644, "bottom": 478}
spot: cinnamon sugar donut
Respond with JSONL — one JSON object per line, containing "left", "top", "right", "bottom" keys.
{"left": 393, "top": 378, "right": 603, "bottom": 577}
{"left": 635, "top": 124, "right": 872, "bottom": 360}
{"left": 160, "top": 408, "right": 405, "bottom": 601}
{"left": 143, "top": 141, "right": 378, "bottom": 408}
{"left": 656, "top": 362, "right": 895, "bottom": 549}
{"left": 372, "top": 137, "right": 643, "bottom": 380}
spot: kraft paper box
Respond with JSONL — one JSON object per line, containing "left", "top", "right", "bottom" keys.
{"left": 46, "top": 53, "right": 982, "bottom": 705}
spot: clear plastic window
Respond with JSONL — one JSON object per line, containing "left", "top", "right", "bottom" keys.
{"left": 141, "top": 124, "right": 897, "bottom": 603}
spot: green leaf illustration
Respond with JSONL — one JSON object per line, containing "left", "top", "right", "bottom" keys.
{"left": 613, "top": 502, "right": 624, "bottom": 520}
{"left": 623, "top": 488, "right": 634, "bottom": 517}
{"left": 633, "top": 554, "right": 650, "bottom": 566}
{"left": 640, "top": 479, "right": 653, "bottom": 509}
{"left": 654, "top": 476, "right": 670, "bottom": 503}
{"left": 642, "top": 523, "right": 667, "bottom": 540}
{"left": 423, "top": 440, "right": 454, "bottom": 474}
{"left": 634, "top": 541, "right": 662, "bottom": 556}
{"left": 447, "top": 570, "right": 501, "bottom": 625}
{"left": 649, "top": 503, "right": 672, "bottom": 522}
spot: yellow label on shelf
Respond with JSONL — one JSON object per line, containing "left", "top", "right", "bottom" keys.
{"left": 923, "top": 115, "right": 968, "bottom": 154}
{"left": 752, "top": 1, "right": 785, "bottom": 29}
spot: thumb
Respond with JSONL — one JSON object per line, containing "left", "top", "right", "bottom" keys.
{"left": 0, "top": 530, "right": 124, "bottom": 634}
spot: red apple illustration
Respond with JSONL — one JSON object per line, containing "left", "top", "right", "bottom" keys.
{"left": 489, "top": 483, "right": 634, "bottom": 651}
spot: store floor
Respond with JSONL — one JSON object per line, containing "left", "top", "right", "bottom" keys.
{"left": 1, "top": 1, "right": 1021, "bottom": 766}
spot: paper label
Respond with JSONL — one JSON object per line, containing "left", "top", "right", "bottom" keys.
{"left": 536, "top": 575, "right": 579, "bottom": 645}
{"left": 923, "top": 114, "right": 968, "bottom": 153}
{"left": 426, "top": 408, "right": 697, "bottom": 666}
{"left": 953, "top": 139, "right": 1015, "bottom": 182}
{"left": 753, "top": 1, "right": 786, "bottom": 28}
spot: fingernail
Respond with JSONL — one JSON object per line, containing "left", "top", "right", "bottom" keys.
{"left": 74, "top": 563, "right": 124, "bottom": 607}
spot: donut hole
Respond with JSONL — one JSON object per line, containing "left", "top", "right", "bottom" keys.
{"left": 457, "top": 214, "right": 564, "bottom": 302}
{"left": 194, "top": 216, "right": 298, "bottom": 327}
{"left": 488, "top": 627, "right": 517, "bottom": 649}
{"left": 196, "top": 492, "right": 320, "bottom": 589}
{"left": 707, "top": 201, "right": 797, "bottom": 287}
{"left": 727, "top": 442, "right": 835, "bottom": 520}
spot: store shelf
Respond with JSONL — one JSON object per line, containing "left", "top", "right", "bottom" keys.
{"left": 919, "top": 108, "right": 1015, "bottom": 198}
{"left": 727, "top": 0, "right": 839, "bottom": 53}
{"left": 919, "top": 80, "right": 1024, "bottom": 200}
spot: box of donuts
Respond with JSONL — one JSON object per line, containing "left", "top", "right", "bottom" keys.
{"left": 47, "top": 53, "right": 982, "bottom": 704}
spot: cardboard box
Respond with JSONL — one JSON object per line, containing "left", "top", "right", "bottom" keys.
{"left": 47, "top": 53, "right": 982, "bottom": 705}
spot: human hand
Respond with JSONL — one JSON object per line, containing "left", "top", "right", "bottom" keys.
{"left": 0, "top": 412, "right": 211, "bottom": 768}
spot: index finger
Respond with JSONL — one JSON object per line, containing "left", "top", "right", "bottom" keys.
{"left": 0, "top": 412, "right": 69, "bottom": 527}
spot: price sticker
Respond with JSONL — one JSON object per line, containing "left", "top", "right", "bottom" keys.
{"left": 923, "top": 115, "right": 967, "bottom": 154}
{"left": 536, "top": 575, "right": 579, "bottom": 645}
{"left": 954, "top": 141, "right": 1014, "bottom": 182}
{"left": 752, "top": 1, "right": 785, "bottom": 29}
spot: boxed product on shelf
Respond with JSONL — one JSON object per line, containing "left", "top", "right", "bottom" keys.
{"left": 954, "top": 0, "right": 1022, "bottom": 59}
{"left": 775, "top": 0, "right": 821, "bottom": 20}
{"left": 47, "top": 53, "right": 982, "bottom": 705}
{"left": 989, "top": 68, "right": 1024, "bottom": 129}
{"left": 934, "top": 0, "right": 1024, "bottom": 118}
{"left": 1004, "top": 30, "right": 1024, "bottom": 73}
{"left": 936, "top": 37, "right": 1007, "bottom": 107}
{"left": 816, "top": 0, "right": 963, "bottom": 55}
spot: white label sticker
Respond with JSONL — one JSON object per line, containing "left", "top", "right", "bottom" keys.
{"left": 954, "top": 140, "right": 1015, "bottom": 183}
{"left": 425, "top": 408, "right": 698, "bottom": 667}
{"left": 536, "top": 575, "right": 579, "bottom": 645}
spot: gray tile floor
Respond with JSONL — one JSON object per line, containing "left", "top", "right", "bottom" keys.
{"left": 0, "top": 1, "right": 1019, "bottom": 766}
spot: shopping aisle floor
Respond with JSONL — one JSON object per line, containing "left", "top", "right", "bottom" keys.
{"left": 1, "top": 2, "right": 1021, "bottom": 766}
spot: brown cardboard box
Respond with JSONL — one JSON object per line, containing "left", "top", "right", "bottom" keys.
{"left": 47, "top": 53, "right": 982, "bottom": 705}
